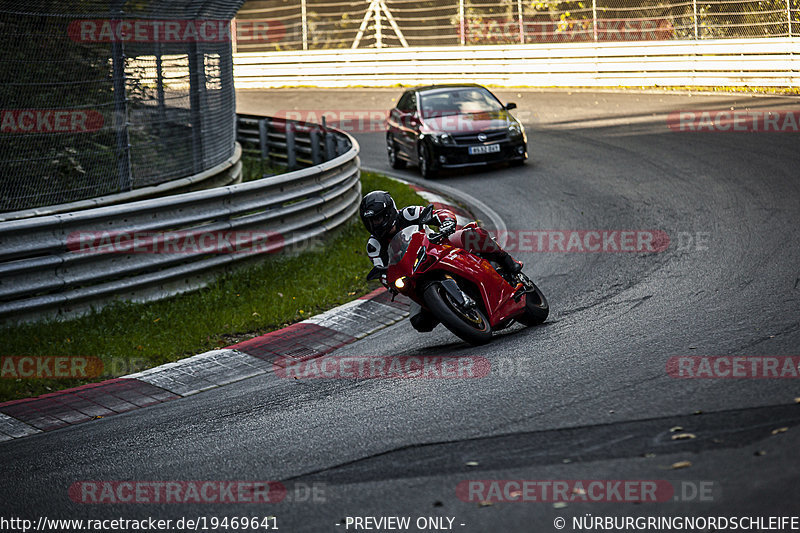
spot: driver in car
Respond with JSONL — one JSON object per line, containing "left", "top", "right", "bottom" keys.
{"left": 359, "top": 190, "right": 523, "bottom": 331}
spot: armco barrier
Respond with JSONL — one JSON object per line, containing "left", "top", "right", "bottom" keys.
{"left": 0, "top": 115, "right": 360, "bottom": 324}
{"left": 233, "top": 38, "right": 800, "bottom": 88}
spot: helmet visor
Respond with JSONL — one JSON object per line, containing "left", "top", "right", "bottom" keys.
{"left": 364, "top": 208, "right": 394, "bottom": 236}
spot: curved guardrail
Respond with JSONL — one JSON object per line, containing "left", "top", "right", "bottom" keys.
{"left": 234, "top": 38, "right": 800, "bottom": 88}
{"left": 0, "top": 115, "right": 361, "bottom": 324}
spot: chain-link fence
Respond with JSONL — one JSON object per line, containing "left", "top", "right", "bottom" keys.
{"left": 0, "top": 0, "right": 246, "bottom": 213}
{"left": 234, "top": 0, "right": 799, "bottom": 51}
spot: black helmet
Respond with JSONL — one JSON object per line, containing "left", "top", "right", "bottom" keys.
{"left": 360, "top": 190, "right": 398, "bottom": 239}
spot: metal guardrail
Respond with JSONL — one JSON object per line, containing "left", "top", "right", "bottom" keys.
{"left": 237, "top": 114, "right": 353, "bottom": 170}
{"left": 233, "top": 38, "right": 800, "bottom": 88}
{"left": 0, "top": 115, "right": 360, "bottom": 324}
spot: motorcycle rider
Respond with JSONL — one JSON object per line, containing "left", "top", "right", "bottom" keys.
{"left": 360, "top": 190, "right": 523, "bottom": 330}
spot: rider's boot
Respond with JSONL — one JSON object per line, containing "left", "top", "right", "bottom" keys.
{"left": 484, "top": 251, "right": 523, "bottom": 283}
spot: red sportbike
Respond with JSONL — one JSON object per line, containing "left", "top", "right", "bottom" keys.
{"left": 368, "top": 205, "right": 548, "bottom": 345}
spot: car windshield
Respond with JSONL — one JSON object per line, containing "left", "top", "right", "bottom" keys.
{"left": 386, "top": 226, "right": 419, "bottom": 266}
{"left": 420, "top": 88, "right": 504, "bottom": 118}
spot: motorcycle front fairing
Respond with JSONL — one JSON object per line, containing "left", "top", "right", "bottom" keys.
{"left": 385, "top": 227, "right": 526, "bottom": 328}
{"left": 423, "top": 246, "right": 525, "bottom": 327}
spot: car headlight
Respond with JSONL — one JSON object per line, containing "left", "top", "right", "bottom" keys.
{"left": 431, "top": 133, "right": 455, "bottom": 146}
{"left": 508, "top": 123, "right": 524, "bottom": 138}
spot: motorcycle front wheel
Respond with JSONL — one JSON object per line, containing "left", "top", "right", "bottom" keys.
{"left": 423, "top": 282, "right": 492, "bottom": 345}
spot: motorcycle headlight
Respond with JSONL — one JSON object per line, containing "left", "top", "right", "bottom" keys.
{"left": 431, "top": 133, "right": 455, "bottom": 146}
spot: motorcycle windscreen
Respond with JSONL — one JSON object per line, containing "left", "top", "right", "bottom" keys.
{"left": 386, "top": 226, "right": 418, "bottom": 266}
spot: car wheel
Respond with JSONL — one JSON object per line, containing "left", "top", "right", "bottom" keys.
{"left": 387, "top": 136, "right": 406, "bottom": 169}
{"left": 418, "top": 143, "right": 436, "bottom": 179}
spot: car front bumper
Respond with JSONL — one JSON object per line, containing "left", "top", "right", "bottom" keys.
{"left": 428, "top": 140, "right": 527, "bottom": 170}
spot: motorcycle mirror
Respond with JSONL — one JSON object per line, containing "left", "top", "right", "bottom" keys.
{"left": 418, "top": 204, "right": 435, "bottom": 230}
{"left": 366, "top": 266, "right": 387, "bottom": 281}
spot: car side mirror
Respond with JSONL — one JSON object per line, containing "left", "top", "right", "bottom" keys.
{"left": 366, "top": 266, "right": 387, "bottom": 281}
{"left": 418, "top": 204, "right": 435, "bottom": 230}
{"left": 505, "top": 102, "right": 517, "bottom": 110}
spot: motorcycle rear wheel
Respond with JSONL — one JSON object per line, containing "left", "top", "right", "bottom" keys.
{"left": 423, "top": 282, "right": 492, "bottom": 345}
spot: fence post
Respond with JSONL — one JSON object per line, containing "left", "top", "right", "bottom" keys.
{"left": 301, "top": 0, "right": 308, "bottom": 50}
{"left": 517, "top": 0, "right": 524, "bottom": 44}
{"left": 310, "top": 128, "right": 322, "bottom": 165}
{"left": 592, "top": 0, "right": 598, "bottom": 42}
{"left": 789, "top": 0, "right": 793, "bottom": 38}
{"left": 188, "top": 41, "right": 206, "bottom": 174}
{"left": 322, "top": 116, "right": 336, "bottom": 160}
{"left": 693, "top": 0, "right": 698, "bottom": 39}
{"left": 155, "top": 42, "right": 166, "bottom": 123}
{"left": 286, "top": 122, "right": 297, "bottom": 170}
{"left": 459, "top": 0, "right": 465, "bottom": 45}
{"left": 259, "top": 118, "right": 270, "bottom": 163}
{"left": 376, "top": 1, "right": 383, "bottom": 48}
{"left": 111, "top": 22, "right": 132, "bottom": 191}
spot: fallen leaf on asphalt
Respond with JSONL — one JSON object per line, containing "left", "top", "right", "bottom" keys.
{"left": 671, "top": 433, "right": 696, "bottom": 440}
{"left": 795, "top": 397, "right": 800, "bottom": 404}
{"left": 771, "top": 427, "right": 788, "bottom": 435}
{"left": 478, "top": 501, "right": 492, "bottom": 507}
{"left": 754, "top": 450, "right": 766, "bottom": 456}
{"left": 693, "top": 410, "right": 702, "bottom": 415}
{"left": 465, "top": 461, "right": 479, "bottom": 467}
{"left": 643, "top": 453, "right": 656, "bottom": 458}
{"left": 553, "top": 502, "right": 568, "bottom": 509}
{"left": 671, "top": 460, "right": 692, "bottom": 469}
{"left": 669, "top": 426, "right": 683, "bottom": 432}
{"left": 572, "top": 487, "right": 586, "bottom": 495}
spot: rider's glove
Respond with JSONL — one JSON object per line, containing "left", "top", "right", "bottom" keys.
{"left": 438, "top": 219, "right": 456, "bottom": 236}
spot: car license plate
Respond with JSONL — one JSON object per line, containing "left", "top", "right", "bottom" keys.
{"left": 469, "top": 144, "right": 501, "bottom": 155}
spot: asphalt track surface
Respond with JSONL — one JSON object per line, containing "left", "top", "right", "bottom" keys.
{"left": 2, "top": 89, "right": 800, "bottom": 531}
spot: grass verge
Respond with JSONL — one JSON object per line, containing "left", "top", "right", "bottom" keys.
{"left": 0, "top": 170, "right": 423, "bottom": 402}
